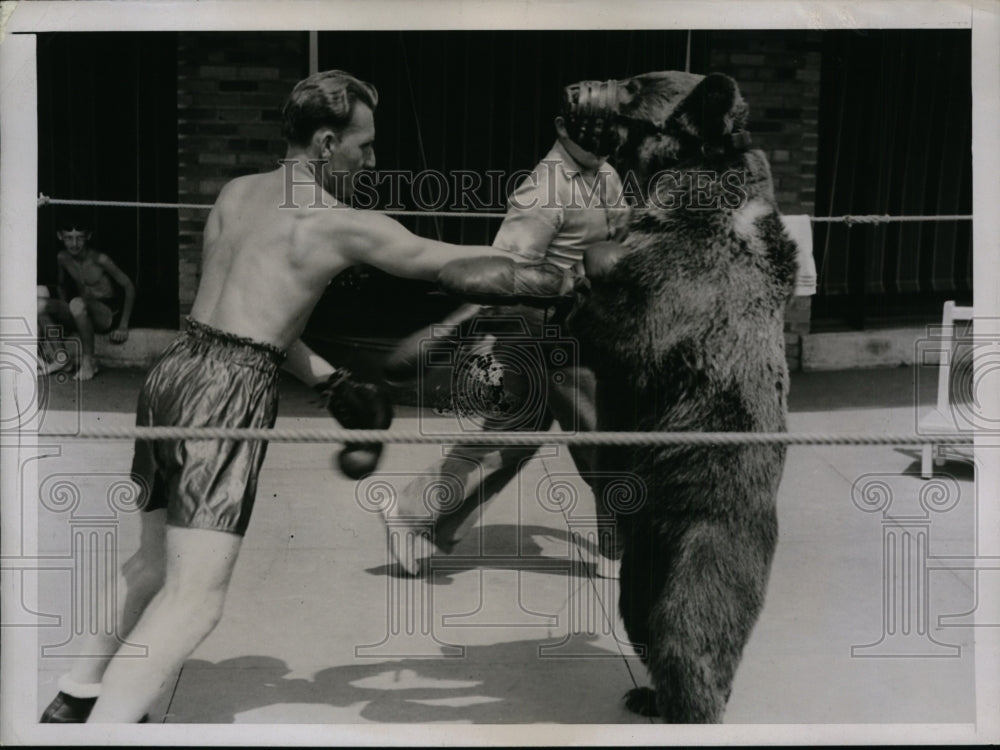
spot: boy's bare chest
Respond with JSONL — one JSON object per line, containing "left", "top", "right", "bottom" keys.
{"left": 65, "top": 256, "right": 108, "bottom": 288}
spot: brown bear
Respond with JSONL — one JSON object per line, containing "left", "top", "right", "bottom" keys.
{"left": 568, "top": 71, "right": 798, "bottom": 723}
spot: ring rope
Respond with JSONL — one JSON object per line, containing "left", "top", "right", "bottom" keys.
{"left": 809, "top": 214, "right": 972, "bottom": 225}
{"left": 37, "top": 195, "right": 504, "bottom": 220}
{"left": 37, "top": 195, "right": 972, "bottom": 224}
{"left": 30, "top": 426, "right": 975, "bottom": 446}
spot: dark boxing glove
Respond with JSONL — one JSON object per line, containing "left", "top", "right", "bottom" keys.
{"left": 583, "top": 240, "right": 630, "bottom": 281}
{"left": 315, "top": 369, "right": 394, "bottom": 480}
{"left": 437, "top": 256, "right": 576, "bottom": 306}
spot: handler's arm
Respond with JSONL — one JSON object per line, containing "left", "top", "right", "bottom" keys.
{"left": 490, "top": 168, "right": 562, "bottom": 260}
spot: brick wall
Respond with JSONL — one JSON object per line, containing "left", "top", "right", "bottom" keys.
{"left": 176, "top": 32, "right": 307, "bottom": 320}
{"left": 706, "top": 30, "right": 822, "bottom": 370}
{"left": 174, "top": 31, "right": 819, "bottom": 368}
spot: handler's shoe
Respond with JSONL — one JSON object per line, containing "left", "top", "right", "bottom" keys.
{"left": 594, "top": 552, "right": 622, "bottom": 580}
{"left": 39, "top": 692, "right": 97, "bottom": 723}
{"left": 591, "top": 524, "right": 624, "bottom": 580}
{"left": 386, "top": 522, "right": 439, "bottom": 577}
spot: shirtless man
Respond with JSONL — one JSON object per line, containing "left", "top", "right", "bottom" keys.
{"left": 39, "top": 69, "right": 517, "bottom": 724}
{"left": 40, "top": 223, "right": 136, "bottom": 380}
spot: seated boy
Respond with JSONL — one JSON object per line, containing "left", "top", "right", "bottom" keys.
{"left": 39, "top": 221, "right": 136, "bottom": 380}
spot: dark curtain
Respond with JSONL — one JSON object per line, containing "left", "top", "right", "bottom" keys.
{"left": 813, "top": 30, "right": 972, "bottom": 329}
{"left": 37, "top": 32, "right": 179, "bottom": 328}
{"left": 312, "top": 30, "right": 689, "bottom": 339}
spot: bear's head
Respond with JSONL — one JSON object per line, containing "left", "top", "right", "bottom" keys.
{"left": 611, "top": 71, "right": 763, "bottom": 204}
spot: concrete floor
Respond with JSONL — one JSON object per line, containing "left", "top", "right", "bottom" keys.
{"left": 24, "top": 366, "right": 980, "bottom": 728}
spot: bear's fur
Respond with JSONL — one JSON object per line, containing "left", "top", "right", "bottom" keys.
{"left": 568, "top": 71, "right": 798, "bottom": 723}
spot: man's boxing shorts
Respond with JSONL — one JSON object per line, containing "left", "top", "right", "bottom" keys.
{"left": 130, "top": 317, "right": 286, "bottom": 536}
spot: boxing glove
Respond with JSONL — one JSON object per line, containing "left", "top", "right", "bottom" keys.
{"left": 315, "top": 369, "right": 394, "bottom": 480}
{"left": 582, "top": 240, "right": 630, "bottom": 281}
{"left": 437, "top": 256, "right": 576, "bottom": 306}
{"left": 382, "top": 302, "right": 483, "bottom": 384}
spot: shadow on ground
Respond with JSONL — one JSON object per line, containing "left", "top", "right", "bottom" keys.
{"left": 171, "top": 637, "right": 638, "bottom": 724}
{"left": 894, "top": 448, "right": 976, "bottom": 482}
{"left": 363, "top": 522, "right": 608, "bottom": 582}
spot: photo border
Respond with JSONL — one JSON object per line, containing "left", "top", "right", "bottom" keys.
{"left": 2, "top": 0, "right": 997, "bottom": 745}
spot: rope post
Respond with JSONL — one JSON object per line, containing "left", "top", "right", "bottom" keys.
{"left": 308, "top": 31, "right": 318, "bottom": 76}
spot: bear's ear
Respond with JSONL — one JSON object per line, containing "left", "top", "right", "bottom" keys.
{"left": 673, "top": 73, "right": 747, "bottom": 142}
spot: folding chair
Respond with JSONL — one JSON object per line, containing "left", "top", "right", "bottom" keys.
{"left": 918, "top": 301, "right": 975, "bottom": 479}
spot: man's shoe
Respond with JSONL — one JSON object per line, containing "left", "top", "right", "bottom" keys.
{"left": 39, "top": 692, "right": 97, "bottom": 723}
{"left": 39, "top": 691, "right": 150, "bottom": 723}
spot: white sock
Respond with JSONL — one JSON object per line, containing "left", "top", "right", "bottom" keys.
{"left": 57, "top": 674, "right": 101, "bottom": 699}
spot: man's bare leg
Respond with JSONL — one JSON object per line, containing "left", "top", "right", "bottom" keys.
{"left": 65, "top": 509, "right": 168, "bottom": 687}
{"left": 36, "top": 317, "right": 71, "bottom": 375}
{"left": 87, "top": 526, "right": 242, "bottom": 723}
{"left": 37, "top": 291, "right": 66, "bottom": 374}
{"left": 68, "top": 297, "right": 99, "bottom": 380}
{"left": 40, "top": 509, "right": 168, "bottom": 722}
{"left": 38, "top": 298, "right": 76, "bottom": 375}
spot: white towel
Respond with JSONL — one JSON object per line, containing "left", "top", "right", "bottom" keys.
{"left": 780, "top": 214, "right": 817, "bottom": 296}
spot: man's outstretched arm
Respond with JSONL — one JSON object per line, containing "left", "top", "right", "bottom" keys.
{"left": 340, "top": 211, "right": 512, "bottom": 281}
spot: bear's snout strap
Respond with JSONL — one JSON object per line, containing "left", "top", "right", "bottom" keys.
{"left": 729, "top": 130, "right": 753, "bottom": 151}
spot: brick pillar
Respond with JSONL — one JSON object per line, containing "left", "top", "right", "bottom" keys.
{"left": 176, "top": 32, "right": 307, "bottom": 323}
{"left": 706, "top": 31, "right": 822, "bottom": 371}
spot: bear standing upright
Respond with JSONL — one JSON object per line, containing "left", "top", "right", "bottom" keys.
{"left": 569, "top": 71, "right": 798, "bottom": 723}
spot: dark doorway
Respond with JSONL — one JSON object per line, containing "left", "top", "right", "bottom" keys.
{"left": 37, "top": 32, "right": 180, "bottom": 328}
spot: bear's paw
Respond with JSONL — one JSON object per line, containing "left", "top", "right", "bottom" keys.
{"left": 624, "top": 686, "right": 660, "bottom": 717}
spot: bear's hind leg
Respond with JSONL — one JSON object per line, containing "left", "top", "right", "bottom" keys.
{"left": 645, "top": 518, "right": 774, "bottom": 723}
{"left": 618, "top": 530, "right": 670, "bottom": 717}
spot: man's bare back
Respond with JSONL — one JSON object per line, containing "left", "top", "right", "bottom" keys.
{"left": 190, "top": 163, "right": 507, "bottom": 351}
{"left": 188, "top": 167, "right": 351, "bottom": 349}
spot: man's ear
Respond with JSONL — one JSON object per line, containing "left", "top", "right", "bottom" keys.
{"left": 673, "top": 72, "right": 745, "bottom": 141}
{"left": 314, "top": 128, "right": 339, "bottom": 157}
{"left": 55, "top": 231, "right": 64, "bottom": 241}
